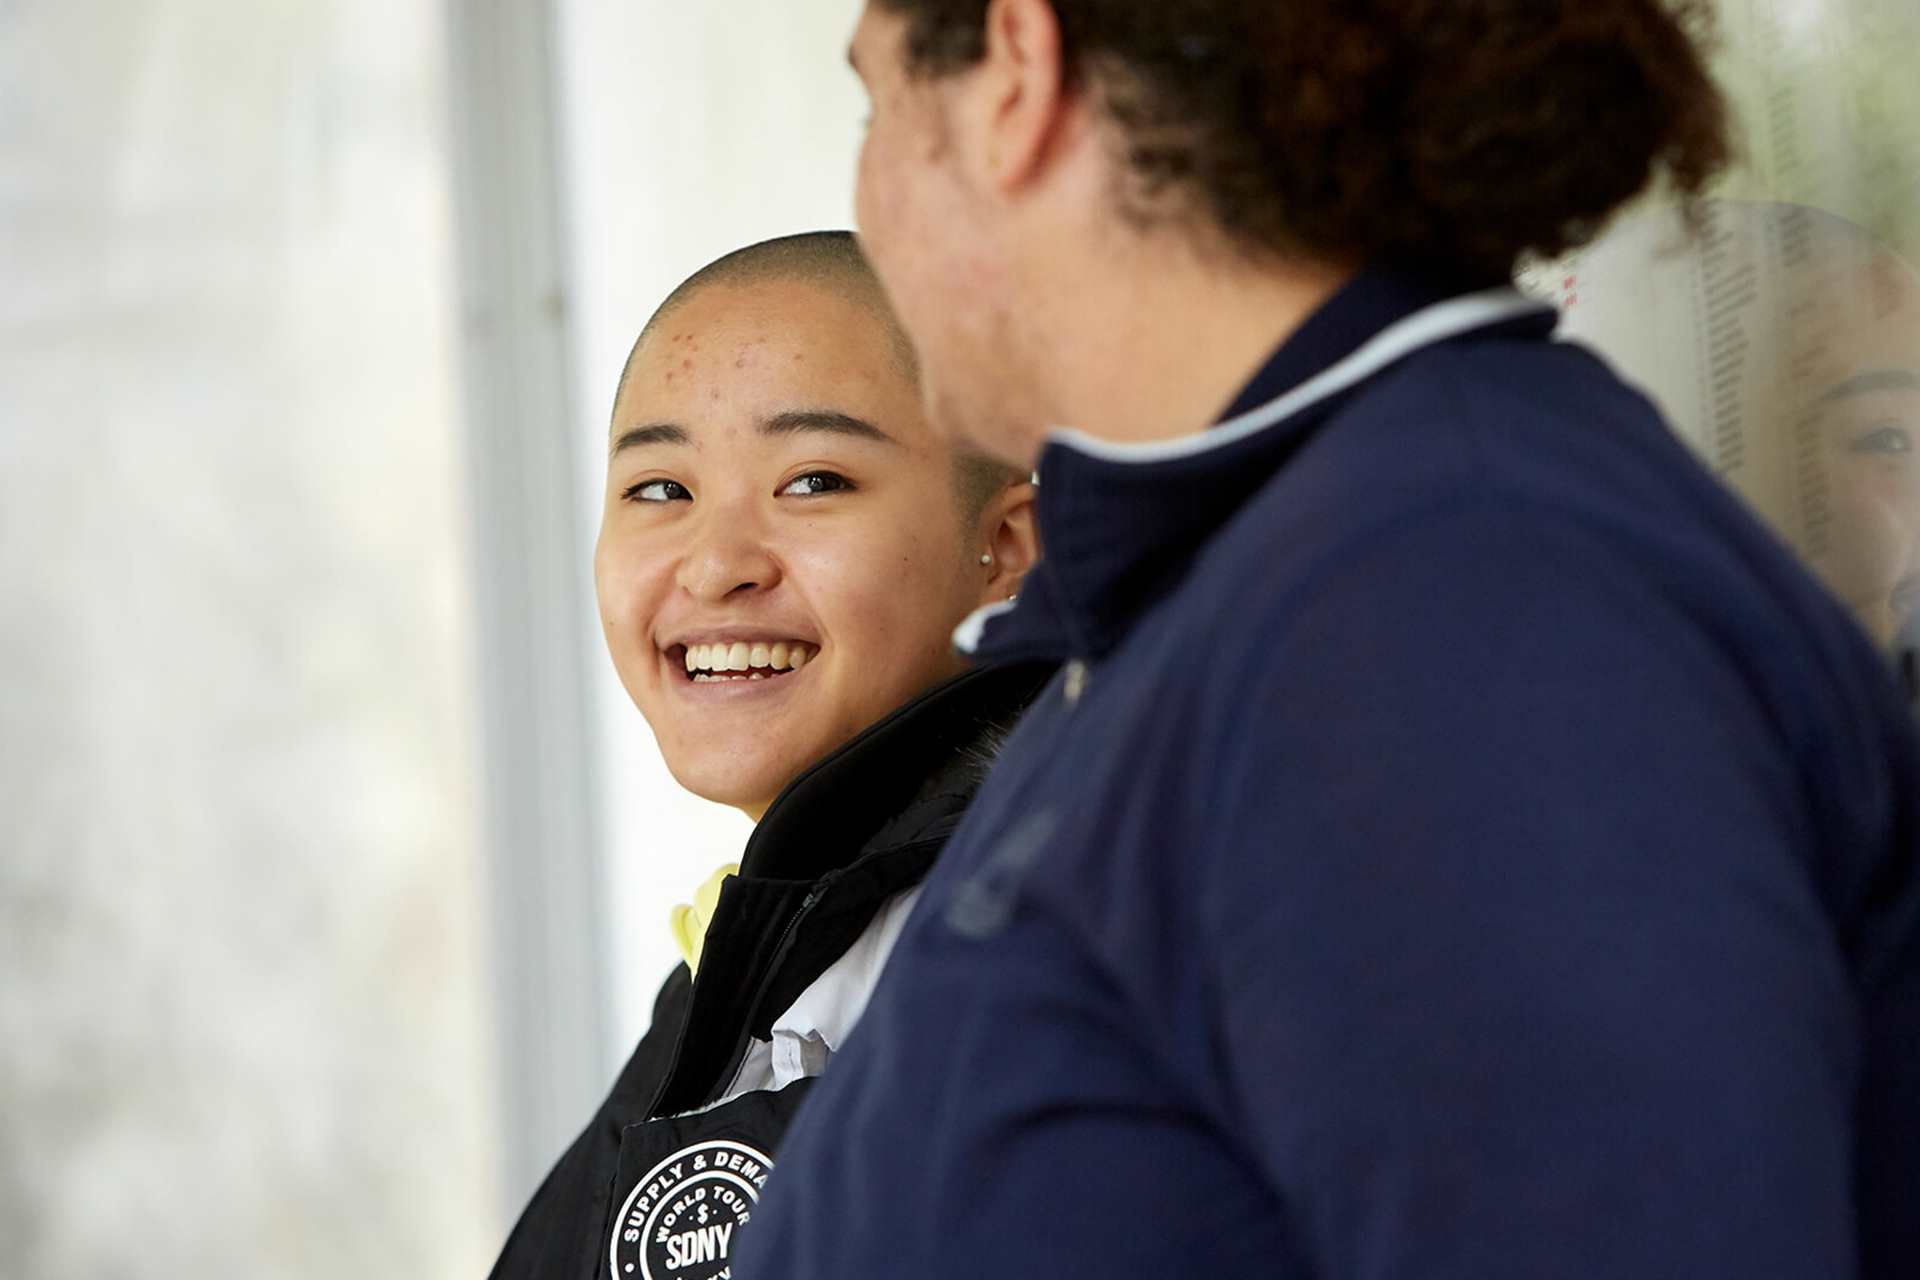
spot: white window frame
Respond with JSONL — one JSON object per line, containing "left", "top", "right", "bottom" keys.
{"left": 444, "top": 0, "right": 612, "bottom": 1220}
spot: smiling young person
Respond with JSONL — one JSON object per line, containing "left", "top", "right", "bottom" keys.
{"left": 734, "top": 3, "right": 1920, "bottom": 1278}
{"left": 485, "top": 231, "right": 1044, "bottom": 1280}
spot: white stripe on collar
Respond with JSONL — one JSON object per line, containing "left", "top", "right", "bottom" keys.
{"left": 950, "top": 286, "right": 1551, "bottom": 656}
{"left": 953, "top": 597, "right": 1018, "bottom": 656}
{"left": 1047, "top": 286, "right": 1550, "bottom": 465}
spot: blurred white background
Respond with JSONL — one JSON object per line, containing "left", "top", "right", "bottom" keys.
{"left": 1, "top": 1, "right": 862, "bottom": 1275}
{"left": 0, "top": 2, "right": 1912, "bottom": 1278}
{"left": 1, "top": 2, "right": 494, "bottom": 1275}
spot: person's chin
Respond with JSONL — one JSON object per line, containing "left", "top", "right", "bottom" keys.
{"left": 666, "top": 747, "right": 793, "bottom": 816}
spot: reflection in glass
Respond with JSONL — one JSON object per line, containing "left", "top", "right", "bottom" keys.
{"left": 1547, "top": 203, "right": 1919, "bottom": 681}
{"left": 1525, "top": 0, "right": 1920, "bottom": 703}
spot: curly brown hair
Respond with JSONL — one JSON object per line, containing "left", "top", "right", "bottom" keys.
{"left": 876, "top": 0, "right": 1732, "bottom": 281}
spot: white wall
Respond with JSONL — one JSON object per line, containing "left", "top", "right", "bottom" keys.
{"left": 552, "top": 0, "right": 870, "bottom": 1059}
{"left": 0, "top": 1, "right": 499, "bottom": 1275}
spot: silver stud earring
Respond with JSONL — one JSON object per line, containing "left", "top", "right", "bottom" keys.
{"left": 979, "top": 552, "right": 994, "bottom": 566}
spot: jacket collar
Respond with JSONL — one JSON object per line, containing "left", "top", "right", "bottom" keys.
{"left": 956, "top": 269, "right": 1555, "bottom": 663}
{"left": 740, "top": 660, "right": 1055, "bottom": 883}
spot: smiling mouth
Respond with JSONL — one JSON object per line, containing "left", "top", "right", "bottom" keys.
{"left": 672, "top": 640, "right": 817, "bottom": 684}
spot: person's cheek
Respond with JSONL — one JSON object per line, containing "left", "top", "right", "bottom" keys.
{"left": 592, "top": 542, "right": 630, "bottom": 656}
{"left": 786, "top": 532, "right": 878, "bottom": 670}
{"left": 1895, "top": 455, "right": 1920, "bottom": 526}
{"left": 602, "top": 540, "right": 641, "bottom": 620}
{"left": 1821, "top": 468, "right": 1910, "bottom": 601}
{"left": 867, "top": 537, "right": 939, "bottom": 685}
{"left": 600, "top": 537, "right": 669, "bottom": 700}
{"left": 1890, "top": 462, "right": 1920, "bottom": 579}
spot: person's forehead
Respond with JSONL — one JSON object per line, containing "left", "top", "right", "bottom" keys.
{"left": 613, "top": 280, "right": 935, "bottom": 446}
{"left": 627, "top": 282, "right": 894, "bottom": 383}
{"left": 1790, "top": 256, "right": 1920, "bottom": 367}
{"left": 660, "top": 273, "right": 873, "bottom": 333}
{"left": 1792, "top": 238, "right": 1920, "bottom": 312}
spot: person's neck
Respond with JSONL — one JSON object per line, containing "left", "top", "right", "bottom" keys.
{"left": 1016, "top": 226, "right": 1356, "bottom": 451}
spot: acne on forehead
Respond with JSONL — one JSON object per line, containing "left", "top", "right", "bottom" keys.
{"left": 651, "top": 331, "right": 699, "bottom": 386}
{"left": 618, "top": 288, "right": 921, "bottom": 433}
{"left": 671, "top": 329, "right": 889, "bottom": 388}
{"left": 651, "top": 336, "right": 777, "bottom": 390}
{"left": 731, "top": 336, "right": 775, "bottom": 371}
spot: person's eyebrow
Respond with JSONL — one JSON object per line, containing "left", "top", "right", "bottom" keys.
{"left": 761, "top": 410, "right": 899, "bottom": 446}
{"left": 1816, "top": 369, "right": 1920, "bottom": 404}
{"left": 610, "top": 422, "right": 692, "bottom": 455}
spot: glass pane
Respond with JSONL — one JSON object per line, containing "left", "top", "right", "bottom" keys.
{"left": 1526, "top": 0, "right": 1920, "bottom": 694}
{"left": 0, "top": 2, "right": 502, "bottom": 1275}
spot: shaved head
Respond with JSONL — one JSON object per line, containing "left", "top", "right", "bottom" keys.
{"left": 619, "top": 231, "right": 916, "bottom": 409}
{"left": 617, "top": 230, "right": 1022, "bottom": 521}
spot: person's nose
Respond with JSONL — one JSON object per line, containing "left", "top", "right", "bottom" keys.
{"left": 674, "top": 498, "right": 781, "bottom": 603}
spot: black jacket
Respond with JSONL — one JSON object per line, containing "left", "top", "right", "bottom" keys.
{"left": 487, "top": 661, "right": 1052, "bottom": 1280}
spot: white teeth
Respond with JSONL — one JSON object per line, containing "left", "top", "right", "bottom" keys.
{"left": 678, "top": 639, "right": 816, "bottom": 676}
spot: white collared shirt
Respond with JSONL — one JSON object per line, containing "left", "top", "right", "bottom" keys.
{"left": 703, "top": 886, "right": 924, "bottom": 1109}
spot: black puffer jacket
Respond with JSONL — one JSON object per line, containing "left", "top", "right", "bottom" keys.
{"left": 487, "top": 661, "right": 1052, "bottom": 1280}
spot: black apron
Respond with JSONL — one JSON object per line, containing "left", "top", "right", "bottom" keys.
{"left": 602, "top": 1083, "right": 814, "bottom": 1280}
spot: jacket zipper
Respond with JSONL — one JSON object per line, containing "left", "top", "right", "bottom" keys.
{"left": 647, "top": 826, "right": 956, "bottom": 1118}
{"left": 705, "top": 868, "right": 844, "bottom": 1102}
{"left": 729, "top": 830, "right": 943, "bottom": 1044}
{"left": 643, "top": 869, "right": 843, "bottom": 1119}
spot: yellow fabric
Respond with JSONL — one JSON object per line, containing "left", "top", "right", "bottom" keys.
{"left": 669, "top": 863, "right": 740, "bottom": 977}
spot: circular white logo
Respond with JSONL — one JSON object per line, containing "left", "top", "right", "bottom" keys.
{"left": 609, "top": 1139, "right": 772, "bottom": 1280}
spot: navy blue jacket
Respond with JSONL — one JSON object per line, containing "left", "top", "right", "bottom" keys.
{"left": 735, "top": 271, "right": 1920, "bottom": 1279}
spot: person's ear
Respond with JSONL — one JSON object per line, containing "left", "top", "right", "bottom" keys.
{"left": 976, "top": 480, "right": 1041, "bottom": 606}
{"left": 956, "top": 0, "right": 1070, "bottom": 196}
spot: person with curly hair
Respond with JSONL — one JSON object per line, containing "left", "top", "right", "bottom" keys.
{"left": 732, "top": 4, "right": 1920, "bottom": 1277}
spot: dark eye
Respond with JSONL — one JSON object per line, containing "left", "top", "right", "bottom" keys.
{"left": 1850, "top": 424, "right": 1914, "bottom": 456}
{"left": 779, "top": 471, "right": 854, "bottom": 497}
{"left": 623, "top": 479, "right": 691, "bottom": 503}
